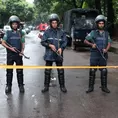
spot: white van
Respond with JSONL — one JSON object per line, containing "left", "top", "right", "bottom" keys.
{"left": 3, "top": 25, "right": 11, "bottom": 32}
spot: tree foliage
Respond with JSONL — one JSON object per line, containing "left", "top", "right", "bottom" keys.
{"left": 34, "top": 0, "right": 117, "bottom": 22}
{"left": 0, "top": 0, "right": 35, "bottom": 27}
{"left": 34, "top": 0, "right": 117, "bottom": 35}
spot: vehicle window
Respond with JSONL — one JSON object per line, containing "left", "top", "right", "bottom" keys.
{"left": 73, "top": 18, "right": 95, "bottom": 29}
{"left": 71, "top": 11, "right": 97, "bottom": 29}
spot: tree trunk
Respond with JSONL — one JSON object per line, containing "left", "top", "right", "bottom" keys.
{"left": 107, "top": 0, "right": 115, "bottom": 36}
{"left": 95, "top": 0, "right": 101, "bottom": 13}
{"left": 72, "top": 0, "right": 78, "bottom": 8}
{"left": 103, "top": 0, "right": 107, "bottom": 15}
{"left": 80, "top": 0, "right": 84, "bottom": 8}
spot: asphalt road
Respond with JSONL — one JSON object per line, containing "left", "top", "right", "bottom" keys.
{"left": 0, "top": 30, "right": 118, "bottom": 118}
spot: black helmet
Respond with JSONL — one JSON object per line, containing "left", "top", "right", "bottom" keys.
{"left": 95, "top": 15, "right": 107, "bottom": 30}
{"left": 9, "top": 15, "right": 20, "bottom": 28}
{"left": 9, "top": 15, "right": 20, "bottom": 23}
{"left": 95, "top": 15, "right": 107, "bottom": 23}
{"left": 48, "top": 13, "right": 60, "bottom": 23}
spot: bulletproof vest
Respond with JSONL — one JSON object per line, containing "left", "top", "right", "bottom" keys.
{"left": 7, "top": 30, "right": 22, "bottom": 52}
{"left": 93, "top": 30, "right": 108, "bottom": 51}
{"left": 47, "top": 28, "right": 63, "bottom": 50}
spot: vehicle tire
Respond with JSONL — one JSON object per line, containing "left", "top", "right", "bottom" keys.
{"left": 67, "top": 36, "right": 72, "bottom": 47}
{"left": 73, "top": 44, "right": 76, "bottom": 50}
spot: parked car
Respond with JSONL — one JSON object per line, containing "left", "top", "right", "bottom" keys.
{"left": 38, "top": 25, "right": 49, "bottom": 39}
{"left": 28, "top": 25, "right": 33, "bottom": 30}
{"left": 25, "top": 27, "right": 30, "bottom": 34}
{"left": 0, "top": 29, "right": 5, "bottom": 38}
{"left": 38, "top": 31, "right": 44, "bottom": 39}
{"left": 37, "top": 23, "right": 48, "bottom": 32}
{"left": 3, "top": 25, "right": 11, "bottom": 32}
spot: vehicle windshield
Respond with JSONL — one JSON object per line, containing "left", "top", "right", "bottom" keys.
{"left": 73, "top": 18, "right": 95, "bottom": 29}
{"left": 71, "top": 12, "right": 97, "bottom": 29}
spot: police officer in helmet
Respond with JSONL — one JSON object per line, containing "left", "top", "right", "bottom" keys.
{"left": 41, "top": 13, "right": 67, "bottom": 93}
{"left": 84, "top": 15, "right": 112, "bottom": 93}
{"left": 2, "top": 15, "right": 25, "bottom": 94}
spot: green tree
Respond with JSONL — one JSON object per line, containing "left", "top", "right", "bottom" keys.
{"left": 34, "top": 0, "right": 118, "bottom": 36}
{"left": 5, "top": 0, "right": 35, "bottom": 21}
{"left": 0, "top": 0, "right": 35, "bottom": 25}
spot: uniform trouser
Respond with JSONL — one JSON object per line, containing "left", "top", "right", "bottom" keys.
{"left": 6, "top": 54, "right": 24, "bottom": 86}
{"left": 90, "top": 52, "right": 108, "bottom": 87}
{"left": 44, "top": 61, "right": 65, "bottom": 87}
{"left": 90, "top": 52, "right": 107, "bottom": 67}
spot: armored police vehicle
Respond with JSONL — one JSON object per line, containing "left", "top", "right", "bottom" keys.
{"left": 63, "top": 8, "right": 99, "bottom": 50}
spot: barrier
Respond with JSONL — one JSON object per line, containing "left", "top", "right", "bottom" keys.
{"left": 0, "top": 65, "right": 118, "bottom": 69}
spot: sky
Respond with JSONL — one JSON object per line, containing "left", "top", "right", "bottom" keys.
{"left": 26, "top": 0, "right": 34, "bottom": 4}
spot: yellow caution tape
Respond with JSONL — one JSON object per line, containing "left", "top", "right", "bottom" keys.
{"left": 0, "top": 65, "right": 118, "bottom": 69}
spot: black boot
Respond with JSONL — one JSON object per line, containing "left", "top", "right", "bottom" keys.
{"left": 5, "top": 70, "right": 13, "bottom": 94}
{"left": 17, "top": 70, "right": 25, "bottom": 93}
{"left": 101, "top": 69, "right": 110, "bottom": 93}
{"left": 60, "top": 86, "right": 67, "bottom": 93}
{"left": 41, "top": 86, "right": 49, "bottom": 93}
{"left": 58, "top": 69, "right": 67, "bottom": 93}
{"left": 19, "top": 85, "right": 25, "bottom": 93}
{"left": 41, "top": 69, "right": 51, "bottom": 93}
{"left": 86, "top": 69, "right": 96, "bottom": 93}
{"left": 5, "top": 85, "right": 12, "bottom": 94}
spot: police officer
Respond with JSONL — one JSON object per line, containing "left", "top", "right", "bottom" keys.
{"left": 41, "top": 13, "right": 67, "bottom": 93}
{"left": 20, "top": 22, "right": 24, "bottom": 30}
{"left": 2, "top": 15, "right": 25, "bottom": 94}
{"left": 0, "top": 30, "right": 4, "bottom": 43}
{"left": 84, "top": 15, "right": 112, "bottom": 93}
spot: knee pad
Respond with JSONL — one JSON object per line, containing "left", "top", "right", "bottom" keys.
{"left": 101, "top": 68, "right": 107, "bottom": 76}
{"left": 90, "top": 68, "right": 96, "bottom": 74}
{"left": 58, "top": 69, "right": 64, "bottom": 75}
{"left": 17, "top": 69, "right": 23, "bottom": 74}
{"left": 7, "top": 73, "right": 13, "bottom": 77}
{"left": 102, "top": 68, "right": 107, "bottom": 72}
{"left": 7, "top": 69, "right": 13, "bottom": 73}
{"left": 45, "top": 69, "right": 51, "bottom": 75}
